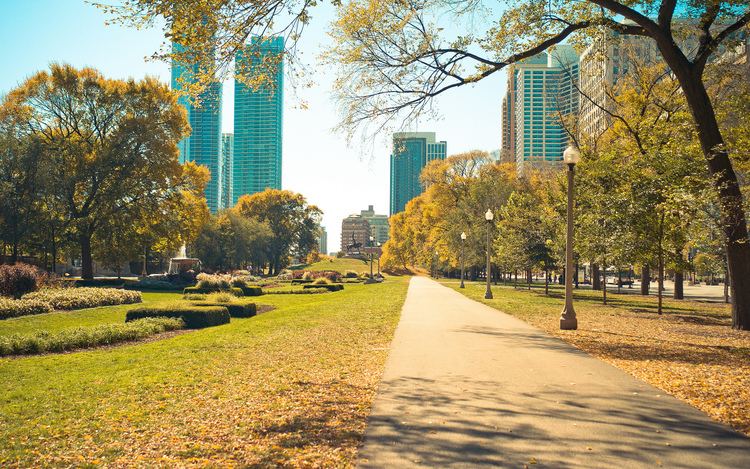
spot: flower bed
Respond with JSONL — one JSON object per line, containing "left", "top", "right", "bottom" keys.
{"left": 0, "top": 298, "right": 54, "bottom": 320}
{"left": 24, "top": 288, "right": 142, "bottom": 310}
{"left": 0, "top": 317, "right": 184, "bottom": 356}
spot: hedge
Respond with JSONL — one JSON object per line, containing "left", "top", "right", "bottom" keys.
{"left": 24, "top": 288, "right": 142, "bottom": 310}
{"left": 303, "top": 284, "right": 344, "bottom": 292}
{"left": 126, "top": 303, "right": 230, "bottom": 328}
{"left": 0, "top": 298, "right": 54, "bottom": 320}
{"left": 0, "top": 317, "right": 184, "bottom": 356}
{"left": 239, "top": 285, "right": 263, "bottom": 296}
{"left": 183, "top": 286, "right": 244, "bottom": 296}
{"left": 74, "top": 278, "right": 125, "bottom": 288}
{"left": 192, "top": 302, "right": 256, "bottom": 318}
{"left": 266, "top": 288, "right": 330, "bottom": 295}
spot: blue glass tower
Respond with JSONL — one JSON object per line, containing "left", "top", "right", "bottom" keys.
{"left": 389, "top": 132, "right": 447, "bottom": 215}
{"left": 220, "top": 133, "right": 234, "bottom": 209}
{"left": 233, "top": 36, "right": 284, "bottom": 204}
{"left": 171, "top": 43, "right": 223, "bottom": 212}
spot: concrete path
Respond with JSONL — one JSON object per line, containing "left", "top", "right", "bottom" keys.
{"left": 358, "top": 277, "right": 750, "bottom": 468}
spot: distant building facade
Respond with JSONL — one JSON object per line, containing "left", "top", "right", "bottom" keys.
{"left": 171, "top": 43, "right": 223, "bottom": 212}
{"left": 390, "top": 132, "right": 447, "bottom": 215}
{"left": 318, "top": 226, "right": 328, "bottom": 255}
{"left": 359, "top": 205, "right": 390, "bottom": 244}
{"left": 233, "top": 36, "right": 284, "bottom": 204}
{"left": 503, "top": 45, "right": 579, "bottom": 172}
{"left": 220, "top": 133, "right": 234, "bottom": 209}
{"left": 340, "top": 215, "right": 371, "bottom": 253}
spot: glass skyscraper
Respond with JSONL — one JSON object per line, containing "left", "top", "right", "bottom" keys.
{"left": 171, "top": 43, "right": 223, "bottom": 212}
{"left": 220, "top": 133, "right": 234, "bottom": 209}
{"left": 233, "top": 36, "right": 284, "bottom": 204}
{"left": 389, "top": 132, "right": 447, "bottom": 215}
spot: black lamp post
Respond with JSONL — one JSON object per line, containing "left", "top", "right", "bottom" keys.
{"left": 485, "top": 209, "right": 494, "bottom": 299}
{"left": 369, "top": 236, "right": 374, "bottom": 280}
{"left": 376, "top": 242, "right": 381, "bottom": 277}
{"left": 560, "top": 145, "right": 581, "bottom": 330}
{"left": 460, "top": 231, "right": 467, "bottom": 288}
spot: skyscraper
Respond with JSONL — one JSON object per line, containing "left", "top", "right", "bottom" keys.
{"left": 390, "top": 132, "right": 447, "bottom": 215}
{"left": 171, "top": 43, "right": 223, "bottom": 212}
{"left": 233, "top": 36, "right": 284, "bottom": 204}
{"left": 359, "top": 205, "right": 390, "bottom": 244}
{"left": 501, "top": 45, "right": 579, "bottom": 172}
{"left": 220, "top": 133, "right": 234, "bottom": 209}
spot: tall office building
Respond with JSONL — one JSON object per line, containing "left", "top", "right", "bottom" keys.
{"left": 359, "top": 205, "right": 390, "bottom": 244}
{"left": 389, "top": 132, "right": 447, "bottom": 215}
{"left": 512, "top": 45, "right": 579, "bottom": 172}
{"left": 318, "top": 226, "right": 328, "bottom": 255}
{"left": 233, "top": 36, "right": 284, "bottom": 204}
{"left": 171, "top": 43, "right": 223, "bottom": 213}
{"left": 500, "top": 67, "right": 517, "bottom": 164}
{"left": 220, "top": 133, "right": 234, "bottom": 209}
{"left": 341, "top": 216, "right": 371, "bottom": 253}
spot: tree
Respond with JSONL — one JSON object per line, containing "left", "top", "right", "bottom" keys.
{"left": 191, "top": 210, "right": 273, "bottom": 272}
{"left": 1, "top": 64, "right": 195, "bottom": 279}
{"left": 234, "top": 189, "right": 322, "bottom": 275}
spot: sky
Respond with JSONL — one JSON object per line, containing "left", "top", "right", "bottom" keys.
{"left": 0, "top": 0, "right": 507, "bottom": 252}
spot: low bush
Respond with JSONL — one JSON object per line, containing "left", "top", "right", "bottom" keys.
{"left": 0, "top": 317, "right": 184, "bottom": 356}
{"left": 126, "top": 303, "right": 230, "bottom": 328}
{"left": 312, "top": 277, "right": 331, "bottom": 285}
{"left": 303, "top": 284, "right": 343, "bottom": 292}
{"left": 291, "top": 279, "right": 313, "bottom": 284}
{"left": 344, "top": 270, "right": 359, "bottom": 278}
{"left": 24, "top": 288, "right": 142, "bottom": 310}
{"left": 265, "top": 288, "right": 330, "bottom": 295}
{"left": 239, "top": 285, "right": 263, "bottom": 296}
{"left": 0, "top": 298, "right": 54, "bottom": 319}
{"left": 74, "top": 278, "right": 125, "bottom": 288}
{"left": 0, "top": 263, "right": 47, "bottom": 298}
{"left": 183, "top": 286, "right": 244, "bottom": 296}
{"left": 192, "top": 302, "right": 256, "bottom": 318}
{"left": 195, "top": 273, "right": 232, "bottom": 290}
{"left": 207, "top": 292, "right": 233, "bottom": 303}
{"left": 302, "top": 271, "right": 314, "bottom": 281}
{"left": 128, "top": 278, "right": 180, "bottom": 291}
{"left": 183, "top": 293, "right": 207, "bottom": 301}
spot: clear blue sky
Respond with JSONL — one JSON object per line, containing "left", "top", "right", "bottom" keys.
{"left": 0, "top": 0, "right": 507, "bottom": 251}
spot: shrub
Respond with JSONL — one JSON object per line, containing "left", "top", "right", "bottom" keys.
{"left": 303, "top": 284, "right": 343, "bottom": 292}
{"left": 129, "top": 278, "right": 180, "bottom": 291}
{"left": 24, "top": 288, "right": 142, "bottom": 310}
{"left": 0, "top": 298, "right": 54, "bottom": 319}
{"left": 208, "top": 292, "right": 233, "bottom": 303}
{"left": 265, "top": 288, "right": 329, "bottom": 295}
{"left": 183, "top": 293, "right": 207, "bottom": 301}
{"left": 344, "top": 270, "right": 359, "bottom": 278}
{"left": 195, "top": 273, "right": 232, "bottom": 290}
{"left": 74, "top": 278, "right": 125, "bottom": 288}
{"left": 230, "top": 277, "right": 246, "bottom": 288}
{"left": 0, "top": 317, "right": 184, "bottom": 356}
{"left": 192, "top": 301, "right": 256, "bottom": 318}
{"left": 0, "top": 263, "right": 47, "bottom": 298}
{"left": 301, "top": 271, "right": 313, "bottom": 281}
{"left": 312, "top": 277, "right": 331, "bottom": 285}
{"left": 183, "top": 286, "right": 244, "bottom": 296}
{"left": 238, "top": 285, "right": 262, "bottom": 296}
{"left": 126, "top": 303, "right": 230, "bottom": 328}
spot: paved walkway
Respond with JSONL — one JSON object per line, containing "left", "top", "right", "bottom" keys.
{"left": 358, "top": 277, "right": 750, "bottom": 468}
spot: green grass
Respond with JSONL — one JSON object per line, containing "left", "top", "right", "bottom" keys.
{"left": 0, "top": 278, "right": 410, "bottom": 466}
{"left": 0, "top": 292, "right": 180, "bottom": 337}
{"left": 295, "top": 257, "right": 372, "bottom": 273}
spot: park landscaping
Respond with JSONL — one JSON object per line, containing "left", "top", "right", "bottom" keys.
{"left": 0, "top": 276, "right": 408, "bottom": 466}
{"left": 445, "top": 280, "right": 750, "bottom": 436}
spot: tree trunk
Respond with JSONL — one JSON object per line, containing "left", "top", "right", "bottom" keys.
{"left": 602, "top": 258, "right": 607, "bottom": 305}
{"left": 80, "top": 230, "right": 94, "bottom": 280}
{"left": 514, "top": 270, "right": 518, "bottom": 287}
{"left": 545, "top": 267, "right": 549, "bottom": 295}
{"left": 663, "top": 55, "right": 749, "bottom": 328}
{"left": 725, "top": 259, "right": 731, "bottom": 304}
{"left": 673, "top": 270, "right": 684, "bottom": 300}
{"left": 592, "top": 263, "right": 601, "bottom": 290}
{"left": 618, "top": 270, "right": 622, "bottom": 294}
{"left": 574, "top": 261, "right": 579, "bottom": 289}
{"left": 657, "top": 213, "right": 665, "bottom": 315}
{"left": 526, "top": 268, "right": 532, "bottom": 290}
{"left": 641, "top": 264, "right": 650, "bottom": 295}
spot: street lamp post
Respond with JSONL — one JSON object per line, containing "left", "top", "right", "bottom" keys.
{"left": 376, "top": 242, "right": 381, "bottom": 277}
{"left": 560, "top": 145, "right": 581, "bottom": 330}
{"left": 434, "top": 250, "right": 439, "bottom": 279}
{"left": 485, "top": 209, "right": 494, "bottom": 299}
{"left": 460, "top": 232, "right": 467, "bottom": 288}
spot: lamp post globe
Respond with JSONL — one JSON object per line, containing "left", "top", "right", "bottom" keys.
{"left": 484, "top": 209, "right": 494, "bottom": 299}
{"left": 460, "top": 231, "right": 467, "bottom": 289}
{"left": 560, "top": 144, "right": 581, "bottom": 330}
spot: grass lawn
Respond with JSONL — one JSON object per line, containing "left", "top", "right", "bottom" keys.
{"left": 0, "top": 292, "right": 179, "bottom": 336}
{"left": 443, "top": 279, "right": 750, "bottom": 436}
{"left": 296, "top": 257, "right": 372, "bottom": 273}
{"left": 0, "top": 278, "right": 409, "bottom": 467}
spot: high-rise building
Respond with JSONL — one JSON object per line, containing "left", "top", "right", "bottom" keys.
{"left": 340, "top": 215, "right": 371, "bottom": 253}
{"left": 390, "top": 132, "right": 447, "bottom": 215}
{"left": 171, "top": 43, "right": 223, "bottom": 213}
{"left": 359, "top": 205, "right": 390, "bottom": 244}
{"left": 220, "top": 133, "right": 234, "bottom": 209}
{"left": 500, "top": 67, "right": 518, "bottom": 164}
{"left": 318, "top": 226, "right": 328, "bottom": 255}
{"left": 233, "top": 36, "right": 284, "bottom": 204}
{"left": 507, "top": 45, "right": 579, "bottom": 172}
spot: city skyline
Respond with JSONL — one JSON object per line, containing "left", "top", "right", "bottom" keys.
{"left": 0, "top": 1, "right": 505, "bottom": 246}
